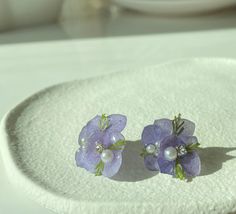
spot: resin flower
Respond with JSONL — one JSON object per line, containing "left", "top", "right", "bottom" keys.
{"left": 141, "top": 114, "right": 201, "bottom": 180}
{"left": 75, "top": 114, "right": 127, "bottom": 177}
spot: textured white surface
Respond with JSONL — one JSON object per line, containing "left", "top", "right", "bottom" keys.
{"left": 1, "top": 28, "right": 236, "bottom": 214}
{"left": 1, "top": 58, "right": 236, "bottom": 214}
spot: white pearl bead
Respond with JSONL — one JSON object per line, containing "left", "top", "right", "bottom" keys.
{"left": 146, "top": 144, "right": 156, "bottom": 154}
{"left": 101, "top": 149, "right": 114, "bottom": 163}
{"left": 164, "top": 146, "right": 177, "bottom": 161}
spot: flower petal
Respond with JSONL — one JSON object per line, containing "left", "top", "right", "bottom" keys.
{"left": 154, "top": 118, "right": 195, "bottom": 137}
{"left": 180, "top": 136, "right": 198, "bottom": 146}
{"left": 178, "top": 151, "right": 201, "bottom": 176}
{"left": 102, "top": 150, "right": 122, "bottom": 177}
{"left": 107, "top": 114, "right": 127, "bottom": 133}
{"left": 78, "top": 125, "right": 88, "bottom": 144}
{"left": 86, "top": 115, "right": 101, "bottom": 132}
{"left": 141, "top": 124, "right": 171, "bottom": 146}
{"left": 157, "top": 156, "right": 175, "bottom": 175}
{"left": 76, "top": 127, "right": 103, "bottom": 173}
{"left": 159, "top": 135, "right": 185, "bottom": 155}
{"left": 78, "top": 115, "right": 104, "bottom": 144}
{"left": 154, "top": 119, "right": 173, "bottom": 134}
{"left": 180, "top": 119, "right": 195, "bottom": 136}
{"left": 79, "top": 122, "right": 104, "bottom": 147}
{"left": 78, "top": 125, "right": 100, "bottom": 144}
{"left": 75, "top": 146, "right": 100, "bottom": 173}
{"left": 144, "top": 155, "right": 159, "bottom": 171}
{"left": 103, "top": 132, "right": 125, "bottom": 148}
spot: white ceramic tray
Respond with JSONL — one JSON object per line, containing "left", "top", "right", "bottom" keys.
{"left": 113, "top": 0, "right": 236, "bottom": 15}
{"left": 1, "top": 58, "right": 236, "bottom": 214}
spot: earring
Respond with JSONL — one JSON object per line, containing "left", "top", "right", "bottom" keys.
{"left": 75, "top": 114, "right": 127, "bottom": 177}
{"left": 141, "top": 114, "right": 201, "bottom": 180}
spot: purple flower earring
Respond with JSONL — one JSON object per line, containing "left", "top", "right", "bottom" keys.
{"left": 75, "top": 114, "right": 127, "bottom": 177}
{"left": 141, "top": 114, "right": 201, "bottom": 180}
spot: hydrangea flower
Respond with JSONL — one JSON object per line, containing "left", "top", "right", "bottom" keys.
{"left": 75, "top": 114, "right": 127, "bottom": 177}
{"left": 141, "top": 114, "right": 201, "bottom": 180}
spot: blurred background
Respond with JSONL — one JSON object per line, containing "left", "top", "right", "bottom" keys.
{"left": 0, "top": 0, "right": 236, "bottom": 43}
{"left": 1, "top": 0, "right": 236, "bottom": 213}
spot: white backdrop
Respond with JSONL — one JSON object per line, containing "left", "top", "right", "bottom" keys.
{"left": 0, "top": 0, "right": 110, "bottom": 31}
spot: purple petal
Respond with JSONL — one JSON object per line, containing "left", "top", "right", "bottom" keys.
{"left": 79, "top": 123, "right": 104, "bottom": 147}
{"left": 102, "top": 151, "right": 122, "bottom": 177}
{"left": 78, "top": 115, "right": 104, "bottom": 143}
{"left": 180, "top": 119, "right": 195, "bottom": 136}
{"left": 76, "top": 129, "right": 103, "bottom": 172}
{"left": 78, "top": 125, "right": 88, "bottom": 143}
{"left": 179, "top": 151, "right": 201, "bottom": 176}
{"left": 157, "top": 156, "right": 175, "bottom": 175}
{"left": 159, "top": 135, "right": 185, "bottom": 156}
{"left": 107, "top": 114, "right": 127, "bottom": 133}
{"left": 78, "top": 124, "right": 102, "bottom": 144}
{"left": 102, "top": 132, "right": 125, "bottom": 148}
{"left": 180, "top": 136, "right": 198, "bottom": 146}
{"left": 75, "top": 147, "right": 100, "bottom": 173}
{"left": 141, "top": 125, "right": 157, "bottom": 146}
{"left": 85, "top": 115, "right": 101, "bottom": 132}
{"left": 144, "top": 155, "right": 159, "bottom": 171}
{"left": 154, "top": 118, "right": 195, "bottom": 137}
{"left": 141, "top": 125, "right": 171, "bottom": 146}
{"left": 156, "top": 136, "right": 184, "bottom": 175}
{"left": 154, "top": 119, "right": 173, "bottom": 134}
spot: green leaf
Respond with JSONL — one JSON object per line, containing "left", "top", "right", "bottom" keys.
{"left": 177, "top": 127, "right": 184, "bottom": 136}
{"left": 95, "top": 160, "right": 104, "bottom": 176}
{"left": 172, "top": 113, "right": 185, "bottom": 136}
{"left": 177, "top": 120, "right": 184, "bottom": 129}
{"left": 175, "top": 162, "right": 186, "bottom": 180}
{"left": 186, "top": 142, "right": 200, "bottom": 152}
{"left": 99, "top": 114, "right": 109, "bottom": 131}
{"left": 108, "top": 140, "right": 126, "bottom": 150}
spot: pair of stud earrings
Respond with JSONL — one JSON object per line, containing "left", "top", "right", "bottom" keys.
{"left": 75, "top": 113, "right": 201, "bottom": 180}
